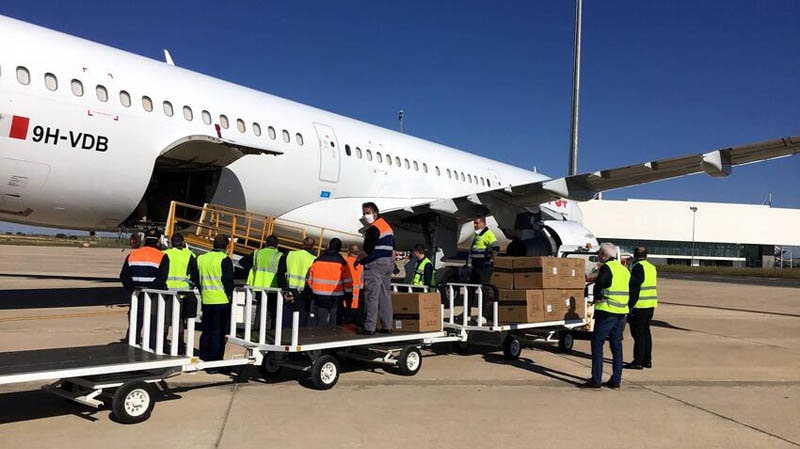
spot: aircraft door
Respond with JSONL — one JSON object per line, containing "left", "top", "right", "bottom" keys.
{"left": 313, "top": 122, "right": 340, "bottom": 183}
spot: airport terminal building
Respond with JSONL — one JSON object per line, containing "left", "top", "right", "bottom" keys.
{"left": 579, "top": 198, "right": 800, "bottom": 268}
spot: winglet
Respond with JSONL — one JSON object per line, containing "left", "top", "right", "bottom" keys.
{"left": 164, "top": 49, "right": 175, "bottom": 66}
{"left": 701, "top": 149, "right": 732, "bottom": 177}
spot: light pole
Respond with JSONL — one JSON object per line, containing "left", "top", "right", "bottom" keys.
{"left": 689, "top": 206, "right": 698, "bottom": 266}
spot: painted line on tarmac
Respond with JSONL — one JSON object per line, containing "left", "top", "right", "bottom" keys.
{"left": 0, "top": 309, "right": 124, "bottom": 323}
{"left": 660, "top": 301, "right": 800, "bottom": 318}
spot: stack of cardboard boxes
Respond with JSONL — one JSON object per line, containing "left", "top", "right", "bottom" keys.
{"left": 492, "top": 257, "right": 586, "bottom": 324}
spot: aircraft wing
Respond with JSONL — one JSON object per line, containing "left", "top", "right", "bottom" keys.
{"left": 381, "top": 136, "right": 800, "bottom": 226}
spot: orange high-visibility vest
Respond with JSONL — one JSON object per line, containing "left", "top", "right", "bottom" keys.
{"left": 307, "top": 259, "right": 352, "bottom": 298}
{"left": 345, "top": 255, "right": 363, "bottom": 308}
{"left": 368, "top": 217, "right": 395, "bottom": 259}
{"left": 127, "top": 246, "right": 166, "bottom": 287}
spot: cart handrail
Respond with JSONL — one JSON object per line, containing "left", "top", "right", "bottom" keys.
{"left": 129, "top": 288, "right": 200, "bottom": 358}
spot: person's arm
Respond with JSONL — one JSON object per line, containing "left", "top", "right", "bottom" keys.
{"left": 359, "top": 227, "right": 380, "bottom": 265}
{"left": 276, "top": 254, "right": 288, "bottom": 289}
{"left": 156, "top": 255, "right": 170, "bottom": 290}
{"left": 221, "top": 257, "right": 234, "bottom": 299}
{"left": 423, "top": 262, "right": 434, "bottom": 287}
{"left": 239, "top": 253, "right": 254, "bottom": 274}
{"left": 628, "top": 263, "right": 644, "bottom": 310}
{"left": 188, "top": 255, "right": 200, "bottom": 288}
{"left": 592, "top": 264, "right": 612, "bottom": 302}
{"left": 120, "top": 257, "right": 133, "bottom": 290}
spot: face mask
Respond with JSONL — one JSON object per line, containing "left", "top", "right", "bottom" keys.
{"left": 363, "top": 213, "right": 375, "bottom": 224}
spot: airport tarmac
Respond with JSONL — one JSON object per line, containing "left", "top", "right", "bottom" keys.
{"left": 0, "top": 245, "right": 799, "bottom": 449}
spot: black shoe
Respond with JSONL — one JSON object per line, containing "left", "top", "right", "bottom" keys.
{"left": 377, "top": 329, "right": 392, "bottom": 334}
{"left": 644, "top": 362, "right": 652, "bottom": 369}
{"left": 356, "top": 328, "right": 375, "bottom": 335}
{"left": 577, "top": 380, "right": 602, "bottom": 389}
{"left": 205, "top": 368, "right": 220, "bottom": 374}
{"left": 603, "top": 380, "right": 620, "bottom": 389}
{"left": 624, "top": 362, "right": 644, "bottom": 370}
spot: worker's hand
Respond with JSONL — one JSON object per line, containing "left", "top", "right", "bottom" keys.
{"left": 353, "top": 259, "right": 360, "bottom": 268}
{"left": 283, "top": 291, "right": 294, "bottom": 303}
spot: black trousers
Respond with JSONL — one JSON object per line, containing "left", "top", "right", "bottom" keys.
{"left": 199, "top": 303, "right": 231, "bottom": 361}
{"left": 629, "top": 307, "right": 654, "bottom": 365}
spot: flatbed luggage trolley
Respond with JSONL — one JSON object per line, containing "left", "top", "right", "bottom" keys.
{"left": 0, "top": 288, "right": 255, "bottom": 424}
{"left": 442, "top": 283, "right": 588, "bottom": 359}
{"left": 227, "top": 286, "right": 461, "bottom": 390}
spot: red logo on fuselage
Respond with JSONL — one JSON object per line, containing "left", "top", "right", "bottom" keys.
{"left": 9, "top": 115, "right": 30, "bottom": 140}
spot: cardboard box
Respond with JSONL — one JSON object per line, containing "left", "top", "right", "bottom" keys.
{"left": 557, "top": 258, "right": 587, "bottom": 289}
{"left": 496, "top": 289, "right": 545, "bottom": 323}
{"left": 543, "top": 289, "right": 585, "bottom": 322}
{"left": 491, "top": 257, "right": 516, "bottom": 289}
{"left": 513, "top": 257, "right": 561, "bottom": 289}
{"left": 387, "top": 292, "right": 442, "bottom": 332}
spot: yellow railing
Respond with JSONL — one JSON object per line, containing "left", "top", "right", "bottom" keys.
{"left": 165, "top": 201, "right": 360, "bottom": 257}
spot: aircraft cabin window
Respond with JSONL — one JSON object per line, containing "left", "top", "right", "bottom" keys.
{"left": 356, "top": 147, "right": 363, "bottom": 159}
{"left": 404, "top": 159, "right": 410, "bottom": 169}
{"left": 219, "top": 114, "right": 229, "bottom": 129}
{"left": 366, "top": 149, "right": 373, "bottom": 161}
{"left": 413, "top": 161, "right": 419, "bottom": 171}
{"left": 237, "top": 119, "right": 246, "bottom": 133}
{"left": 296, "top": 133, "right": 304, "bottom": 146}
{"left": 386, "top": 154, "right": 392, "bottom": 166}
{"left": 202, "top": 110, "right": 212, "bottom": 125}
{"left": 268, "top": 126, "right": 276, "bottom": 140}
{"left": 435, "top": 166, "right": 441, "bottom": 176}
{"left": 376, "top": 152, "right": 383, "bottom": 163}
{"left": 71, "top": 79, "right": 84, "bottom": 97}
{"left": 44, "top": 73, "right": 58, "bottom": 91}
{"left": 253, "top": 123, "right": 261, "bottom": 136}
{"left": 446, "top": 169, "right": 451, "bottom": 179}
{"left": 460, "top": 172, "right": 465, "bottom": 182}
{"left": 345, "top": 145, "right": 352, "bottom": 156}
{"left": 96, "top": 85, "right": 108, "bottom": 102}
{"left": 119, "top": 90, "right": 131, "bottom": 107}
{"left": 395, "top": 156, "right": 401, "bottom": 167}
{"left": 183, "top": 106, "right": 193, "bottom": 121}
{"left": 423, "top": 163, "right": 428, "bottom": 174}
{"left": 163, "top": 101, "right": 174, "bottom": 117}
{"left": 282, "top": 129, "right": 290, "bottom": 143}
{"left": 468, "top": 174, "right": 472, "bottom": 183}
{"left": 16, "top": 66, "right": 30, "bottom": 85}
{"left": 142, "top": 96, "right": 153, "bottom": 112}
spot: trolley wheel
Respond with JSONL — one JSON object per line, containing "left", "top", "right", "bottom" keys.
{"left": 110, "top": 381, "right": 155, "bottom": 424}
{"left": 502, "top": 335, "right": 522, "bottom": 360}
{"left": 558, "top": 331, "right": 574, "bottom": 353}
{"left": 259, "top": 353, "right": 283, "bottom": 379}
{"left": 452, "top": 340, "right": 470, "bottom": 355}
{"left": 311, "top": 355, "right": 340, "bottom": 390}
{"left": 397, "top": 346, "right": 422, "bottom": 376}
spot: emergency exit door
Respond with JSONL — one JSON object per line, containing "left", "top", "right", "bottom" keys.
{"left": 314, "top": 122, "right": 340, "bottom": 183}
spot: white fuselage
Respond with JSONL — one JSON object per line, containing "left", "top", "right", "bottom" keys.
{"left": 0, "top": 15, "right": 578, "bottom": 247}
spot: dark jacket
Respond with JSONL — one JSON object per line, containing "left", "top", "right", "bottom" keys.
{"left": 628, "top": 259, "right": 645, "bottom": 309}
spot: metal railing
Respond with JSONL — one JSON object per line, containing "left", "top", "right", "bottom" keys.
{"left": 128, "top": 288, "right": 202, "bottom": 357}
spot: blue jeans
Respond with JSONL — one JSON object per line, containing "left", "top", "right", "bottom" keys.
{"left": 591, "top": 313, "right": 626, "bottom": 385}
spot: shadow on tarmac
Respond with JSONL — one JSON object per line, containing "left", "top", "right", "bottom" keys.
{"left": 0, "top": 287, "right": 126, "bottom": 309}
{"left": 482, "top": 354, "right": 586, "bottom": 386}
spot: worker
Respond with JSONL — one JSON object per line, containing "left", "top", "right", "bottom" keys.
{"left": 579, "top": 242, "right": 630, "bottom": 389}
{"left": 120, "top": 227, "right": 169, "bottom": 347}
{"left": 307, "top": 238, "right": 352, "bottom": 327}
{"left": 240, "top": 235, "right": 286, "bottom": 328}
{"left": 284, "top": 237, "right": 317, "bottom": 327}
{"left": 626, "top": 246, "right": 657, "bottom": 370}
{"left": 163, "top": 233, "right": 199, "bottom": 353}
{"left": 197, "top": 234, "right": 234, "bottom": 363}
{"left": 342, "top": 244, "right": 363, "bottom": 325}
{"left": 411, "top": 244, "right": 436, "bottom": 289}
{"left": 356, "top": 202, "right": 394, "bottom": 335}
{"left": 469, "top": 215, "right": 499, "bottom": 285}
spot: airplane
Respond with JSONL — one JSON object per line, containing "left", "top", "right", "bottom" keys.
{"left": 0, "top": 14, "right": 798, "bottom": 263}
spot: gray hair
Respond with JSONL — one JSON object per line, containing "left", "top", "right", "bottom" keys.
{"left": 599, "top": 242, "right": 617, "bottom": 259}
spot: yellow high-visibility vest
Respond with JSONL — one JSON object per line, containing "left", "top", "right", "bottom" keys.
{"left": 164, "top": 247, "right": 195, "bottom": 289}
{"left": 197, "top": 251, "right": 229, "bottom": 305}
{"left": 632, "top": 259, "right": 658, "bottom": 309}
{"left": 595, "top": 259, "right": 630, "bottom": 314}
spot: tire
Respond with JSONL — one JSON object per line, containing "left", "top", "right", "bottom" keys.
{"left": 502, "top": 335, "right": 522, "bottom": 360}
{"left": 397, "top": 346, "right": 422, "bottom": 376}
{"left": 259, "top": 352, "right": 283, "bottom": 379}
{"left": 111, "top": 381, "right": 155, "bottom": 424}
{"left": 311, "top": 355, "right": 340, "bottom": 390}
{"left": 558, "top": 331, "right": 574, "bottom": 353}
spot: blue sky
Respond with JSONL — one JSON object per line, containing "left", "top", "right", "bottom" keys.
{"left": 0, "top": 1, "right": 798, "bottom": 236}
